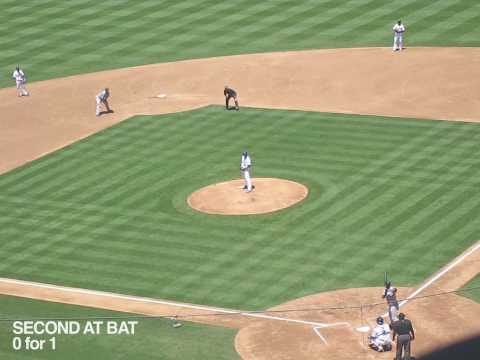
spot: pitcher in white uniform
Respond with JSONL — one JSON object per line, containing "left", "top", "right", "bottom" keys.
{"left": 12, "top": 65, "right": 29, "bottom": 97}
{"left": 240, "top": 151, "right": 253, "bottom": 192}
{"left": 393, "top": 20, "right": 406, "bottom": 51}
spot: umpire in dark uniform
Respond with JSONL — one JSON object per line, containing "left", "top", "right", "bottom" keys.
{"left": 224, "top": 85, "right": 239, "bottom": 110}
{"left": 392, "top": 312, "right": 415, "bottom": 360}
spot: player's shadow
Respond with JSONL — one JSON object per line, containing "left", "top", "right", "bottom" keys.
{"left": 98, "top": 110, "right": 114, "bottom": 116}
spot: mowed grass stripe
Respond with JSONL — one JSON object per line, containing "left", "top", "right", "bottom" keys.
{"left": 154, "top": 113, "right": 445, "bottom": 303}
{"left": 336, "top": 122, "right": 480, "bottom": 234}
{"left": 275, "top": 122, "right": 447, "bottom": 233}
{"left": 370, "top": 145, "right": 480, "bottom": 236}
{"left": 2, "top": 107, "right": 480, "bottom": 309}
{"left": 0, "top": 295, "right": 240, "bottom": 360}
{"left": 2, "top": 110, "right": 210, "bottom": 196}
{"left": 97, "top": 116, "right": 249, "bottom": 208}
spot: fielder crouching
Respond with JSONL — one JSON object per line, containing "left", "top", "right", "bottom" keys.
{"left": 224, "top": 85, "right": 239, "bottom": 110}
{"left": 96, "top": 87, "right": 112, "bottom": 116}
{"left": 368, "top": 317, "right": 393, "bottom": 352}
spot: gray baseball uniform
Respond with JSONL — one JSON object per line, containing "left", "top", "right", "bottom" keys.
{"left": 383, "top": 286, "right": 399, "bottom": 323}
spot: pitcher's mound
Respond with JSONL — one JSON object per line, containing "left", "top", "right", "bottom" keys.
{"left": 188, "top": 178, "right": 308, "bottom": 215}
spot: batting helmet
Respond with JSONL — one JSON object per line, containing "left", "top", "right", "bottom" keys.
{"left": 376, "top": 317, "right": 384, "bottom": 325}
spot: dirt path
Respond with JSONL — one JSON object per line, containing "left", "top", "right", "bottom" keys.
{"left": 236, "top": 242, "right": 480, "bottom": 359}
{"left": 1, "top": 47, "right": 480, "bottom": 175}
{"left": 187, "top": 178, "right": 308, "bottom": 215}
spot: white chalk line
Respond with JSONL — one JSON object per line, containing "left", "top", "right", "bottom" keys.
{"left": 3, "top": 240, "right": 477, "bottom": 345}
{"left": 313, "top": 322, "right": 351, "bottom": 345}
{"left": 313, "top": 326, "right": 328, "bottom": 345}
{"left": 381, "top": 240, "right": 480, "bottom": 317}
{"left": 0, "top": 277, "right": 329, "bottom": 328}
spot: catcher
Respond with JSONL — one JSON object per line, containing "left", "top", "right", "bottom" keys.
{"left": 369, "top": 317, "right": 393, "bottom": 352}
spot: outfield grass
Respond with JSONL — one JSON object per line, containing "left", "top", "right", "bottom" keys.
{"left": 1, "top": 106, "right": 479, "bottom": 309}
{"left": 1, "top": 0, "right": 480, "bottom": 87}
{"left": 459, "top": 274, "right": 480, "bottom": 303}
{"left": 0, "top": 295, "right": 239, "bottom": 360}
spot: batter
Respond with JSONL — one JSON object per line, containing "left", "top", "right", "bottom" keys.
{"left": 383, "top": 281, "right": 399, "bottom": 323}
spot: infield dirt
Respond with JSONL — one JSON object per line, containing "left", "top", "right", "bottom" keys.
{"left": 1, "top": 47, "right": 480, "bottom": 359}
{"left": 1, "top": 47, "right": 480, "bottom": 175}
{"left": 187, "top": 178, "right": 308, "bottom": 215}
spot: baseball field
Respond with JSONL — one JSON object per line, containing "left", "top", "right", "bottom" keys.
{"left": 1, "top": 1, "right": 480, "bottom": 359}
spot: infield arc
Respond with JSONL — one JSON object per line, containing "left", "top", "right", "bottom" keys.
{"left": 187, "top": 178, "right": 308, "bottom": 215}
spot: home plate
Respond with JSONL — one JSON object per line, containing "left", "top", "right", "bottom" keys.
{"left": 156, "top": 94, "right": 167, "bottom": 98}
{"left": 356, "top": 326, "right": 370, "bottom": 333}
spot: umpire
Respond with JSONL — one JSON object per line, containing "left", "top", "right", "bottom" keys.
{"left": 392, "top": 312, "right": 415, "bottom": 360}
{"left": 224, "top": 85, "right": 239, "bottom": 110}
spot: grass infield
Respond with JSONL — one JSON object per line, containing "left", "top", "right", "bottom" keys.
{"left": 1, "top": 0, "right": 480, "bottom": 87}
{"left": 1, "top": 106, "right": 479, "bottom": 310}
{"left": 0, "top": 295, "right": 239, "bottom": 360}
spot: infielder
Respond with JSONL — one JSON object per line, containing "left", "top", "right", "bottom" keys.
{"left": 12, "top": 65, "right": 29, "bottom": 97}
{"left": 382, "top": 281, "right": 399, "bottom": 323}
{"left": 96, "top": 88, "right": 111, "bottom": 116}
{"left": 368, "top": 317, "right": 393, "bottom": 352}
{"left": 224, "top": 86, "right": 239, "bottom": 110}
{"left": 393, "top": 20, "right": 406, "bottom": 51}
{"left": 240, "top": 151, "right": 253, "bottom": 192}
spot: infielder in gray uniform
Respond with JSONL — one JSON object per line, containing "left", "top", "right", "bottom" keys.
{"left": 382, "top": 281, "right": 399, "bottom": 323}
{"left": 96, "top": 88, "right": 112, "bottom": 116}
{"left": 392, "top": 313, "right": 415, "bottom": 360}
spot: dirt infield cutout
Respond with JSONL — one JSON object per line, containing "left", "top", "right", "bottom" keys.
{"left": 187, "top": 178, "right": 308, "bottom": 215}
{"left": 1, "top": 47, "right": 480, "bottom": 175}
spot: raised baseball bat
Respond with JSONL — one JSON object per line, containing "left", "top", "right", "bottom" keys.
{"left": 382, "top": 271, "right": 389, "bottom": 298}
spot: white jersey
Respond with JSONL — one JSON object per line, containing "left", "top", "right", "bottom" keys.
{"left": 393, "top": 23, "right": 405, "bottom": 34}
{"left": 371, "top": 324, "right": 392, "bottom": 343}
{"left": 96, "top": 89, "right": 109, "bottom": 101}
{"left": 240, "top": 155, "right": 251, "bottom": 171}
{"left": 12, "top": 69, "right": 26, "bottom": 83}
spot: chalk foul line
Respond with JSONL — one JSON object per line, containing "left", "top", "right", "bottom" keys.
{"left": 0, "top": 277, "right": 330, "bottom": 328}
